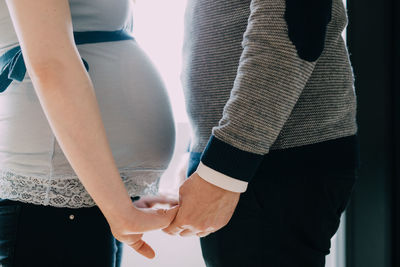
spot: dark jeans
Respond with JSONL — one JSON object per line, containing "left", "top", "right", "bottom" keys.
{"left": 0, "top": 197, "right": 135, "bottom": 267}
{"left": 187, "top": 135, "right": 359, "bottom": 267}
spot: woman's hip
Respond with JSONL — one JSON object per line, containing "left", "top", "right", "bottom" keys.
{"left": 0, "top": 198, "right": 121, "bottom": 267}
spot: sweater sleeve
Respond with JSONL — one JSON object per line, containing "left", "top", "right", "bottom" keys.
{"left": 199, "top": 0, "right": 333, "bottom": 184}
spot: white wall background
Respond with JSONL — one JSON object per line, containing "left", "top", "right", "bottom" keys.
{"left": 122, "top": 1, "right": 347, "bottom": 266}
{"left": 122, "top": 1, "right": 204, "bottom": 266}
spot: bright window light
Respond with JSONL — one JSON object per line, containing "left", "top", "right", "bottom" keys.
{"left": 132, "top": 0, "right": 188, "bottom": 123}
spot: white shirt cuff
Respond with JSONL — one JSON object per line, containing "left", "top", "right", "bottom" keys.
{"left": 195, "top": 162, "right": 248, "bottom": 193}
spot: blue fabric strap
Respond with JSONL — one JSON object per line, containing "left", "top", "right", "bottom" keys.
{"left": 73, "top": 29, "right": 134, "bottom": 45}
{"left": 0, "top": 46, "right": 25, "bottom": 93}
{"left": 0, "top": 29, "right": 134, "bottom": 93}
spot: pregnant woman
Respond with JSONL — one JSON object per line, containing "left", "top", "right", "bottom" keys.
{"left": 0, "top": 0, "right": 178, "bottom": 266}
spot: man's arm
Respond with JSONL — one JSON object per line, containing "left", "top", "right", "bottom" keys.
{"left": 164, "top": 0, "right": 333, "bottom": 237}
{"left": 196, "top": 0, "right": 332, "bottom": 189}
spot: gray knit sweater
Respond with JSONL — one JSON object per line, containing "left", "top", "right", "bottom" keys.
{"left": 181, "top": 0, "right": 358, "bottom": 182}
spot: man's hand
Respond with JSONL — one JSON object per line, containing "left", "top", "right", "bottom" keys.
{"left": 163, "top": 173, "right": 240, "bottom": 237}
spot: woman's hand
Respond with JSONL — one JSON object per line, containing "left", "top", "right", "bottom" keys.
{"left": 108, "top": 204, "right": 179, "bottom": 259}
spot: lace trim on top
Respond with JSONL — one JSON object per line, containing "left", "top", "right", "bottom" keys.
{"left": 0, "top": 169, "right": 163, "bottom": 208}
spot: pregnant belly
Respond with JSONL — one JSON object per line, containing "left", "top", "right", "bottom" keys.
{"left": 76, "top": 40, "right": 176, "bottom": 170}
{"left": 0, "top": 40, "right": 175, "bottom": 176}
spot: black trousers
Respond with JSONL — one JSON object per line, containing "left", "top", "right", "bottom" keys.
{"left": 188, "top": 135, "right": 359, "bottom": 267}
{"left": 0, "top": 198, "right": 127, "bottom": 267}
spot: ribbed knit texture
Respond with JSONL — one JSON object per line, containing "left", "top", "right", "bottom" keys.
{"left": 182, "top": 0, "right": 358, "bottom": 155}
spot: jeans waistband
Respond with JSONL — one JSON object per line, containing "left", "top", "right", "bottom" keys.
{"left": 0, "top": 29, "right": 135, "bottom": 93}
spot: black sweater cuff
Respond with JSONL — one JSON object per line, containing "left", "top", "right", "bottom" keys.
{"left": 200, "top": 135, "right": 264, "bottom": 183}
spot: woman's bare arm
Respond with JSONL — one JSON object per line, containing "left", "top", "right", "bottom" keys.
{"left": 5, "top": 0, "right": 177, "bottom": 258}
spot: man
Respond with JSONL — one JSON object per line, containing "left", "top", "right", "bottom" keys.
{"left": 163, "top": 0, "right": 360, "bottom": 266}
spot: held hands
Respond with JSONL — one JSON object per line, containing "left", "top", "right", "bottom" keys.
{"left": 163, "top": 173, "right": 240, "bottom": 237}
{"left": 107, "top": 203, "right": 178, "bottom": 259}
{"left": 112, "top": 161, "right": 240, "bottom": 259}
{"left": 133, "top": 173, "right": 240, "bottom": 239}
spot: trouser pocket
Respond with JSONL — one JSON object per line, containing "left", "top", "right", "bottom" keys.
{"left": 0, "top": 200, "right": 21, "bottom": 267}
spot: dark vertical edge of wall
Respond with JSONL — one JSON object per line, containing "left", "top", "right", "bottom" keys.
{"left": 345, "top": 0, "right": 395, "bottom": 266}
{"left": 392, "top": 0, "right": 400, "bottom": 264}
